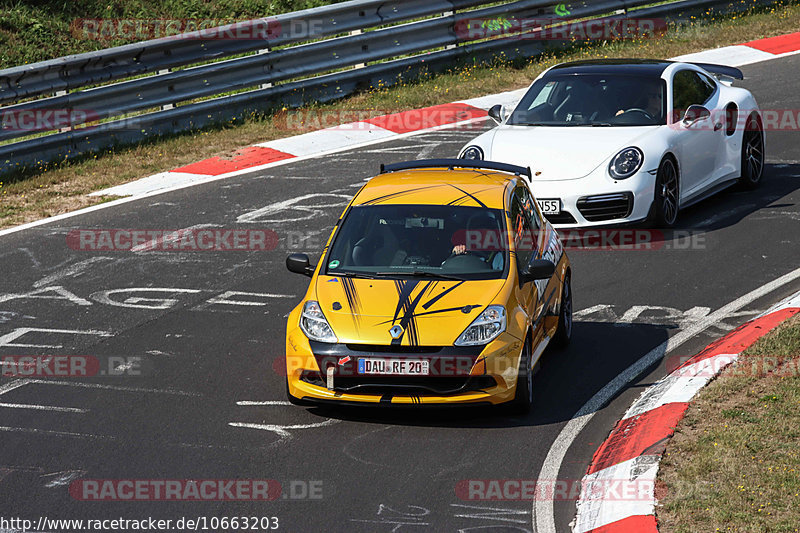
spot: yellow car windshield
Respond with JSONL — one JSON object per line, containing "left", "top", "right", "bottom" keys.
{"left": 325, "top": 204, "right": 508, "bottom": 280}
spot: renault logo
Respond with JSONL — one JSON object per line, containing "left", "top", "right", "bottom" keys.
{"left": 389, "top": 325, "right": 404, "bottom": 339}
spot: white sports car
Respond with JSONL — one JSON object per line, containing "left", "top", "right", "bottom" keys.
{"left": 459, "top": 59, "right": 765, "bottom": 227}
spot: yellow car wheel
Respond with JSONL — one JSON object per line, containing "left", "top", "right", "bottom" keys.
{"left": 553, "top": 274, "right": 572, "bottom": 348}
{"left": 509, "top": 336, "right": 533, "bottom": 414}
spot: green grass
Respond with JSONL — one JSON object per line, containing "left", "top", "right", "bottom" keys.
{"left": 658, "top": 313, "right": 800, "bottom": 533}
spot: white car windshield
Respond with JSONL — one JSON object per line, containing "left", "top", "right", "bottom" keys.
{"left": 508, "top": 74, "right": 667, "bottom": 127}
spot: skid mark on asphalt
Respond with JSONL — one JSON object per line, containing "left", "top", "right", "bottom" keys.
{"left": 41, "top": 470, "right": 86, "bottom": 487}
{"left": 228, "top": 419, "right": 339, "bottom": 446}
{"left": 0, "top": 376, "right": 198, "bottom": 415}
{"left": 33, "top": 257, "right": 115, "bottom": 288}
{"left": 0, "top": 327, "right": 111, "bottom": 348}
{"left": 753, "top": 209, "right": 800, "bottom": 221}
{"left": 131, "top": 223, "right": 222, "bottom": 253}
{"left": 342, "top": 426, "right": 395, "bottom": 467}
{"left": 350, "top": 503, "right": 532, "bottom": 532}
{"left": 451, "top": 504, "right": 530, "bottom": 525}
{"left": 0, "top": 402, "right": 86, "bottom": 413}
{"left": 0, "top": 311, "right": 34, "bottom": 324}
{"left": 0, "top": 382, "right": 273, "bottom": 450}
{"left": 18, "top": 248, "right": 41, "bottom": 269}
{"left": 0, "top": 465, "right": 86, "bottom": 491}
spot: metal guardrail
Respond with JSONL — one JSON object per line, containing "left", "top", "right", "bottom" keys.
{"left": 0, "top": 0, "right": 777, "bottom": 176}
{"left": 0, "top": 0, "right": 490, "bottom": 104}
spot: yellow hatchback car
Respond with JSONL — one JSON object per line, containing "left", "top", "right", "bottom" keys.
{"left": 284, "top": 159, "right": 571, "bottom": 412}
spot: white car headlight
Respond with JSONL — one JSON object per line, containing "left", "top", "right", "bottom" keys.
{"left": 454, "top": 305, "right": 506, "bottom": 346}
{"left": 609, "top": 147, "right": 643, "bottom": 179}
{"left": 299, "top": 301, "right": 338, "bottom": 343}
{"left": 460, "top": 146, "right": 484, "bottom": 160}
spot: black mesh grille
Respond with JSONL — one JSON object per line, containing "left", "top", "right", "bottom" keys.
{"left": 576, "top": 192, "right": 633, "bottom": 221}
{"left": 300, "top": 373, "right": 497, "bottom": 395}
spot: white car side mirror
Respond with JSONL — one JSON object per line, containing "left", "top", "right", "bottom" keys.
{"left": 488, "top": 104, "right": 512, "bottom": 125}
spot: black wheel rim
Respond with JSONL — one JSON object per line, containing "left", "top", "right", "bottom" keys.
{"left": 562, "top": 279, "right": 572, "bottom": 338}
{"left": 659, "top": 160, "right": 678, "bottom": 225}
{"left": 745, "top": 126, "right": 764, "bottom": 183}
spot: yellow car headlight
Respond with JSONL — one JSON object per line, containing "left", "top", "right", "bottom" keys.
{"left": 454, "top": 305, "right": 506, "bottom": 346}
{"left": 299, "top": 301, "right": 338, "bottom": 343}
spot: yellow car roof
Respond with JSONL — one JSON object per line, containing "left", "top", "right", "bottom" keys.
{"left": 353, "top": 168, "right": 515, "bottom": 210}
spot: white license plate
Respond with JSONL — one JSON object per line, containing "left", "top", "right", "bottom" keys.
{"left": 357, "top": 358, "right": 430, "bottom": 375}
{"left": 537, "top": 198, "right": 561, "bottom": 215}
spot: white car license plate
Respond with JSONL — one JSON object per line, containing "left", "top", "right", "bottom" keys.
{"left": 537, "top": 199, "right": 561, "bottom": 215}
{"left": 357, "top": 358, "right": 430, "bottom": 375}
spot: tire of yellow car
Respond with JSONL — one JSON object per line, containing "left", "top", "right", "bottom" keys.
{"left": 509, "top": 336, "right": 533, "bottom": 414}
{"left": 553, "top": 274, "right": 572, "bottom": 348}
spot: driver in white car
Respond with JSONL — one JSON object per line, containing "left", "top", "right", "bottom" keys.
{"left": 616, "top": 88, "right": 662, "bottom": 118}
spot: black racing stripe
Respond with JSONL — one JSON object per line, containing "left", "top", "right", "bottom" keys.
{"left": 392, "top": 280, "right": 418, "bottom": 324}
{"left": 341, "top": 277, "right": 361, "bottom": 318}
{"left": 446, "top": 184, "right": 488, "bottom": 208}
{"left": 408, "top": 314, "right": 420, "bottom": 346}
{"left": 391, "top": 280, "right": 436, "bottom": 346}
{"left": 375, "top": 304, "right": 480, "bottom": 325}
{"left": 391, "top": 280, "right": 411, "bottom": 346}
{"left": 360, "top": 185, "right": 442, "bottom": 205}
{"left": 398, "top": 282, "right": 434, "bottom": 346}
{"left": 422, "top": 280, "right": 465, "bottom": 310}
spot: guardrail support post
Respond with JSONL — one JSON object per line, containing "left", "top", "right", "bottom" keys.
{"left": 158, "top": 69, "right": 175, "bottom": 110}
{"left": 259, "top": 47, "right": 274, "bottom": 89}
{"left": 56, "top": 90, "right": 73, "bottom": 133}
{"left": 350, "top": 30, "right": 367, "bottom": 68}
{"left": 444, "top": 11, "right": 457, "bottom": 49}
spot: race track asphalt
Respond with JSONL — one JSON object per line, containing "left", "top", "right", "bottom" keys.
{"left": 0, "top": 54, "right": 798, "bottom": 532}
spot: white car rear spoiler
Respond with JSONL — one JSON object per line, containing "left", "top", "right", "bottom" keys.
{"left": 691, "top": 62, "right": 744, "bottom": 82}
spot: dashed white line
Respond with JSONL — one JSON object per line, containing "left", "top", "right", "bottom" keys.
{"left": 0, "top": 402, "right": 87, "bottom": 413}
